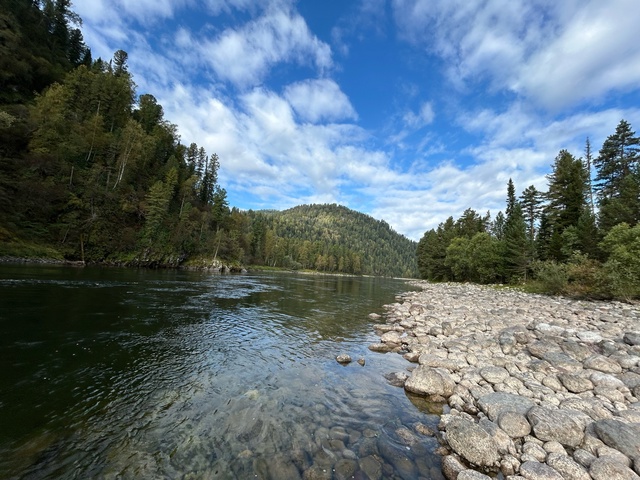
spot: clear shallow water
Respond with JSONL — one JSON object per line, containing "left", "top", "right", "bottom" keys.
{"left": 0, "top": 265, "right": 443, "bottom": 479}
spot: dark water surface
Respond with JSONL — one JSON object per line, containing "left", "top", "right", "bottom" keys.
{"left": 0, "top": 265, "right": 442, "bottom": 479}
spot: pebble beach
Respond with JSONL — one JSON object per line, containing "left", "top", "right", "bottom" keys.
{"left": 370, "top": 281, "right": 640, "bottom": 480}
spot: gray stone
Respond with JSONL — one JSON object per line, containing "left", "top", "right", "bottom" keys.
{"left": 498, "top": 410, "right": 531, "bottom": 438}
{"left": 519, "top": 460, "right": 564, "bottom": 480}
{"left": 384, "top": 371, "right": 409, "bottom": 387}
{"left": 445, "top": 416, "right": 500, "bottom": 467}
{"left": 419, "top": 353, "right": 468, "bottom": 371}
{"left": 266, "top": 455, "right": 302, "bottom": 480}
{"left": 441, "top": 455, "right": 466, "bottom": 480}
{"left": 380, "top": 331, "right": 403, "bottom": 344}
{"left": 358, "top": 456, "right": 382, "bottom": 480}
{"left": 522, "top": 441, "right": 548, "bottom": 462}
{"left": 477, "top": 392, "right": 536, "bottom": 422}
{"left": 479, "top": 418, "right": 516, "bottom": 455}
{"left": 576, "top": 330, "right": 603, "bottom": 343}
{"left": 572, "top": 448, "right": 596, "bottom": 468}
{"left": 368, "top": 343, "right": 392, "bottom": 353}
{"left": 561, "top": 340, "right": 594, "bottom": 361}
{"left": 336, "top": 354, "right": 352, "bottom": 364}
{"left": 584, "top": 354, "right": 622, "bottom": 374}
{"left": 404, "top": 366, "right": 455, "bottom": 398}
{"left": 546, "top": 452, "right": 590, "bottom": 480}
{"left": 593, "top": 419, "right": 640, "bottom": 460}
{"left": 527, "top": 406, "right": 585, "bottom": 447}
{"left": 543, "top": 441, "right": 567, "bottom": 455}
{"left": 302, "top": 465, "right": 332, "bottom": 480}
{"left": 624, "top": 332, "right": 640, "bottom": 346}
{"left": 480, "top": 366, "right": 510, "bottom": 384}
{"left": 619, "top": 372, "right": 640, "bottom": 389}
{"left": 333, "top": 459, "right": 357, "bottom": 480}
{"left": 590, "top": 456, "right": 640, "bottom": 480}
{"left": 598, "top": 445, "right": 632, "bottom": 467}
{"left": 558, "top": 373, "right": 594, "bottom": 393}
{"left": 590, "top": 371, "right": 625, "bottom": 388}
{"left": 458, "top": 471, "right": 492, "bottom": 480}
{"left": 377, "top": 438, "right": 417, "bottom": 479}
{"left": 528, "top": 340, "right": 562, "bottom": 359}
{"left": 540, "top": 351, "right": 583, "bottom": 372}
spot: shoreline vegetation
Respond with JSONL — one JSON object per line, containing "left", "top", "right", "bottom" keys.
{"left": 371, "top": 280, "right": 640, "bottom": 479}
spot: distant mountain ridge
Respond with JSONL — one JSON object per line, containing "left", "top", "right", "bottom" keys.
{"left": 248, "top": 204, "right": 419, "bottom": 277}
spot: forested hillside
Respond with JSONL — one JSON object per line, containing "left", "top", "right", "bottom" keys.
{"left": 248, "top": 204, "right": 418, "bottom": 277}
{"left": 0, "top": 1, "right": 417, "bottom": 277}
{"left": 417, "top": 125, "right": 640, "bottom": 299}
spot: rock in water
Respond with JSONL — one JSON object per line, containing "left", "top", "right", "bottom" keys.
{"left": 336, "top": 354, "right": 352, "bottom": 364}
{"left": 404, "top": 366, "right": 455, "bottom": 398}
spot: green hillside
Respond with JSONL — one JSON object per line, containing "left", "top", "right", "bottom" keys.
{"left": 247, "top": 204, "right": 418, "bottom": 278}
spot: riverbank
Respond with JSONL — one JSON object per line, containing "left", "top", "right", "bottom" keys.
{"left": 371, "top": 281, "right": 640, "bottom": 480}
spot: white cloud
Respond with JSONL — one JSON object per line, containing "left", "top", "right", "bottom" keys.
{"left": 403, "top": 101, "right": 435, "bottom": 128}
{"left": 512, "top": 1, "right": 640, "bottom": 109}
{"left": 203, "top": 10, "right": 333, "bottom": 87}
{"left": 284, "top": 79, "right": 357, "bottom": 123}
{"left": 392, "top": 0, "right": 640, "bottom": 109}
{"left": 74, "top": 0, "right": 190, "bottom": 25}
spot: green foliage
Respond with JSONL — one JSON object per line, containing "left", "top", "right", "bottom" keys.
{"left": 531, "top": 260, "right": 568, "bottom": 295}
{"left": 504, "top": 196, "right": 532, "bottom": 282}
{"left": 599, "top": 223, "right": 640, "bottom": 300}
{"left": 0, "top": 0, "right": 90, "bottom": 104}
{"left": 594, "top": 120, "right": 640, "bottom": 231}
{"left": 444, "top": 232, "right": 502, "bottom": 284}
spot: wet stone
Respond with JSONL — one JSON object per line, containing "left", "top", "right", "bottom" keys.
{"left": 358, "top": 455, "right": 382, "bottom": 480}
{"left": 519, "top": 460, "right": 564, "bottom": 480}
{"left": 333, "top": 458, "right": 358, "bottom": 480}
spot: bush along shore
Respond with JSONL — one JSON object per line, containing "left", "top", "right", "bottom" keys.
{"left": 369, "top": 281, "right": 640, "bottom": 480}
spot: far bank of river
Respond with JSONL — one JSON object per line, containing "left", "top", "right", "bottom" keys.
{"left": 372, "top": 281, "right": 640, "bottom": 479}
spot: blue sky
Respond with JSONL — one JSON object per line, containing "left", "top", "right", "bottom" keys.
{"left": 73, "top": 0, "right": 640, "bottom": 240}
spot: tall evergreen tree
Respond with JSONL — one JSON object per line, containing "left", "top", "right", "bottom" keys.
{"left": 506, "top": 178, "right": 517, "bottom": 218}
{"left": 504, "top": 203, "right": 531, "bottom": 281}
{"left": 594, "top": 120, "right": 640, "bottom": 230}
{"left": 519, "top": 185, "right": 544, "bottom": 242}
{"left": 545, "top": 149, "right": 589, "bottom": 235}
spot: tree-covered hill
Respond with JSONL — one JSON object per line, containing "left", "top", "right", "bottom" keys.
{"left": 247, "top": 204, "right": 419, "bottom": 278}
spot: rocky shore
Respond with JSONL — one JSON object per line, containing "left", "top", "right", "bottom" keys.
{"left": 370, "top": 281, "right": 640, "bottom": 480}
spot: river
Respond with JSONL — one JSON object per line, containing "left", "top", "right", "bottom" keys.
{"left": 0, "top": 265, "right": 443, "bottom": 479}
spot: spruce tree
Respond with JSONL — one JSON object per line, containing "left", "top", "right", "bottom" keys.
{"left": 520, "top": 185, "right": 544, "bottom": 242}
{"left": 594, "top": 120, "right": 640, "bottom": 230}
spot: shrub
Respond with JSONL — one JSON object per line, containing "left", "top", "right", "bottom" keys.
{"left": 531, "top": 260, "right": 568, "bottom": 295}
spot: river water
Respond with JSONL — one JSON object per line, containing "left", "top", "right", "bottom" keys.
{"left": 0, "top": 265, "right": 443, "bottom": 479}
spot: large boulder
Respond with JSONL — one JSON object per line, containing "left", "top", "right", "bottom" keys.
{"left": 519, "top": 460, "right": 564, "bottom": 480}
{"left": 527, "top": 406, "right": 585, "bottom": 447}
{"left": 444, "top": 416, "right": 500, "bottom": 468}
{"left": 477, "top": 392, "right": 536, "bottom": 422}
{"left": 546, "top": 452, "right": 591, "bottom": 480}
{"left": 590, "top": 456, "right": 640, "bottom": 480}
{"left": 593, "top": 419, "right": 640, "bottom": 461}
{"left": 404, "top": 366, "right": 455, "bottom": 398}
